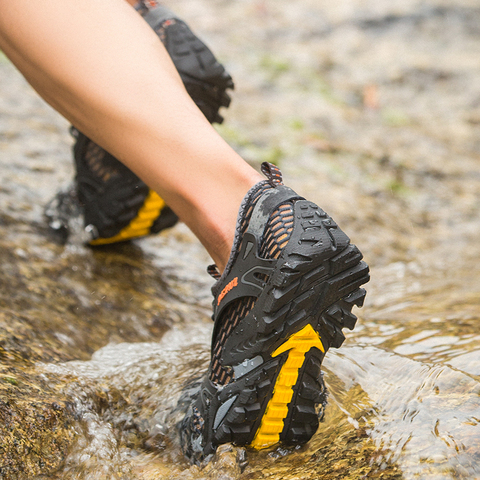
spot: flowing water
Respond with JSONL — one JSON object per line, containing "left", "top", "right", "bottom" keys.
{"left": 1, "top": 0, "right": 480, "bottom": 478}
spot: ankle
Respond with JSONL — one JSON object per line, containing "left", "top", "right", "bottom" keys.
{"left": 186, "top": 169, "right": 263, "bottom": 273}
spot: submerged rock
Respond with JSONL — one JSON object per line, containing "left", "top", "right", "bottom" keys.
{"left": 1, "top": 0, "right": 480, "bottom": 478}
{"left": 0, "top": 367, "right": 75, "bottom": 479}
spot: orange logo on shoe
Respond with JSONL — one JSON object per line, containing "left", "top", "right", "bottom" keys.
{"left": 217, "top": 277, "right": 238, "bottom": 306}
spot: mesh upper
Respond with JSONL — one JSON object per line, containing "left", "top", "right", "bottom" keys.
{"left": 83, "top": 140, "right": 120, "bottom": 183}
{"left": 209, "top": 196, "right": 295, "bottom": 385}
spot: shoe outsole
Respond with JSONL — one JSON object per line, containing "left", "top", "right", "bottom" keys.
{"left": 88, "top": 190, "right": 168, "bottom": 245}
{"left": 181, "top": 199, "right": 370, "bottom": 461}
{"left": 145, "top": 9, "right": 235, "bottom": 125}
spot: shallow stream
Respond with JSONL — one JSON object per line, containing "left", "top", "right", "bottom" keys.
{"left": 1, "top": 0, "right": 479, "bottom": 478}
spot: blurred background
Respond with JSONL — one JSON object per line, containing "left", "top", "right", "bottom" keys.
{"left": 1, "top": 0, "right": 479, "bottom": 478}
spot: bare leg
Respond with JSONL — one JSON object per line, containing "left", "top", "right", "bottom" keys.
{"left": 0, "top": 0, "right": 262, "bottom": 271}
{"left": 0, "top": 1, "right": 371, "bottom": 461}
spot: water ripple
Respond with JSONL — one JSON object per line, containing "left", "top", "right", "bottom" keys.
{"left": 324, "top": 346, "right": 480, "bottom": 479}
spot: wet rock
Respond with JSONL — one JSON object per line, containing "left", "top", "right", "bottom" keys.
{"left": 0, "top": 367, "right": 75, "bottom": 479}
{"left": 202, "top": 444, "right": 243, "bottom": 479}
{"left": 1, "top": 0, "right": 480, "bottom": 478}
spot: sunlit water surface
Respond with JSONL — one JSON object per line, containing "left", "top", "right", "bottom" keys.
{"left": 35, "top": 233, "right": 479, "bottom": 480}
{"left": 1, "top": 0, "right": 480, "bottom": 478}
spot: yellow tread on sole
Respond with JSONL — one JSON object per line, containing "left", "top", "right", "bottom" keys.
{"left": 250, "top": 323, "right": 325, "bottom": 449}
{"left": 89, "top": 190, "right": 165, "bottom": 245}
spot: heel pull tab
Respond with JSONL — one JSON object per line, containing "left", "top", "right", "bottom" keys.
{"left": 136, "top": 1, "right": 176, "bottom": 23}
{"left": 261, "top": 162, "right": 283, "bottom": 187}
{"left": 135, "top": 0, "right": 160, "bottom": 11}
{"left": 207, "top": 264, "right": 221, "bottom": 280}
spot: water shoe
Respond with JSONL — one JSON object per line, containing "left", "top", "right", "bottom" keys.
{"left": 180, "top": 162, "right": 370, "bottom": 461}
{"left": 45, "top": 2, "right": 233, "bottom": 245}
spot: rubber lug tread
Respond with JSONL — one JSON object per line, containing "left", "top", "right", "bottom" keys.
{"left": 280, "top": 353, "right": 327, "bottom": 445}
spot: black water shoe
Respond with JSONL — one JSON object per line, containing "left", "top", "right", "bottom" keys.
{"left": 180, "top": 162, "right": 370, "bottom": 462}
{"left": 45, "top": 2, "right": 233, "bottom": 245}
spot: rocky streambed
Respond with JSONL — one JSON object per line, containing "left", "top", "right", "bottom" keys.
{"left": 1, "top": 0, "right": 480, "bottom": 478}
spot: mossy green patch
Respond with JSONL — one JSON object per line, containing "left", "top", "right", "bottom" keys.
{"left": 260, "top": 54, "right": 291, "bottom": 79}
{"left": 382, "top": 107, "right": 412, "bottom": 127}
{"left": 3, "top": 376, "right": 18, "bottom": 386}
